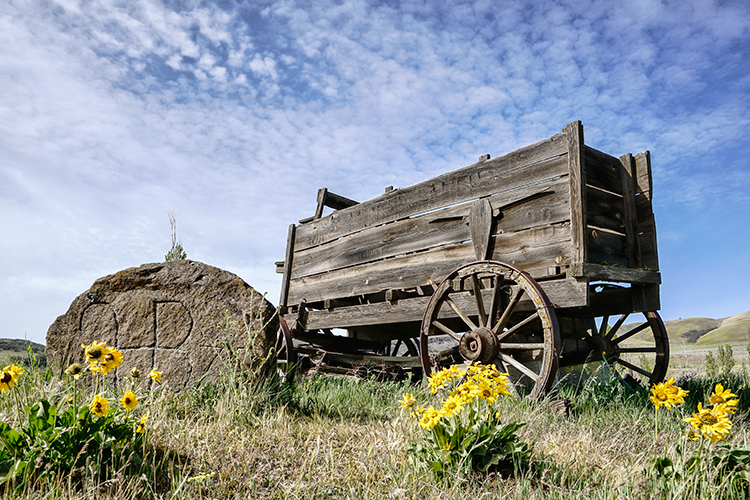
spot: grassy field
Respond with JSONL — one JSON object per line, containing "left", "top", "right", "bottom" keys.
{"left": 1, "top": 348, "right": 750, "bottom": 500}
{"left": 1, "top": 314, "right": 749, "bottom": 499}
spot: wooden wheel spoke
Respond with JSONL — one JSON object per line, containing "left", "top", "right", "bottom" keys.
{"left": 614, "top": 357, "right": 652, "bottom": 378}
{"left": 392, "top": 339, "right": 402, "bottom": 356}
{"left": 470, "top": 274, "right": 488, "bottom": 327}
{"left": 492, "top": 286, "right": 524, "bottom": 335}
{"left": 432, "top": 320, "right": 463, "bottom": 342}
{"left": 605, "top": 314, "right": 630, "bottom": 341}
{"left": 617, "top": 347, "right": 658, "bottom": 354}
{"left": 597, "top": 315, "right": 609, "bottom": 337}
{"left": 612, "top": 321, "right": 650, "bottom": 344}
{"left": 488, "top": 277, "right": 503, "bottom": 329}
{"left": 496, "top": 312, "right": 539, "bottom": 342}
{"left": 498, "top": 352, "right": 539, "bottom": 382}
{"left": 445, "top": 297, "right": 478, "bottom": 331}
{"left": 497, "top": 342, "right": 546, "bottom": 350}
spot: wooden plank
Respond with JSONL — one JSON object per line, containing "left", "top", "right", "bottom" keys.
{"left": 324, "top": 352, "right": 423, "bottom": 368}
{"left": 633, "top": 151, "right": 659, "bottom": 271}
{"left": 291, "top": 174, "right": 571, "bottom": 279}
{"left": 633, "top": 151, "right": 653, "bottom": 199}
{"left": 296, "top": 278, "right": 589, "bottom": 331}
{"left": 619, "top": 153, "right": 642, "bottom": 268}
{"left": 638, "top": 214, "right": 659, "bottom": 270}
{"left": 587, "top": 228, "right": 629, "bottom": 267}
{"left": 585, "top": 186, "right": 625, "bottom": 234}
{"left": 279, "top": 224, "right": 296, "bottom": 309}
{"left": 566, "top": 121, "right": 586, "bottom": 277}
{"left": 470, "top": 198, "right": 493, "bottom": 260}
{"left": 287, "top": 222, "right": 572, "bottom": 305}
{"left": 584, "top": 146, "right": 623, "bottom": 195}
{"left": 581, "top": 263, "right": 661, "bottom": 284}
{"left": 294, "top": 133, "right": 569, "bottom": 251}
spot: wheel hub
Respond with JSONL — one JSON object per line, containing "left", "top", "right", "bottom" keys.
{"left": 459, "top": 327, "right": 498, "bottom": 364}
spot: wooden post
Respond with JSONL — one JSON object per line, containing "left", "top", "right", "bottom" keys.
{"left": 565, "top": 121, "right": 586, "bottom": 277}
{"left": 619, "top": 153, "right": 642, "bottom": 269}
{"left": 279, "top": 223, "right": 296, "bottom": 311}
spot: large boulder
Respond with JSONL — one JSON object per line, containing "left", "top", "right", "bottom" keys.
{"left": 46, "top": 260, "right": 278, "bottom": 389}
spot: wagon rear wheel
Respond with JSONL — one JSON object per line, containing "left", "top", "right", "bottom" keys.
{"left": 562, "top": 309, "right": 669, "bottom": 386}
{"left": 420, "top": 261, "right": 561, "bottom": 399}
{"left": 275, "top": 316, "right": 297, "bottom": 378}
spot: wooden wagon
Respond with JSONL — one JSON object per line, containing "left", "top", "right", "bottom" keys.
{"left": 274, "top": 121, "right": 667, "bottom": 397}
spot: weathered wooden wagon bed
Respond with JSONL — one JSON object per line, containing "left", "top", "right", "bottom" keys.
{"left": 275, "top": 121, "right": 667, "bottom": 397}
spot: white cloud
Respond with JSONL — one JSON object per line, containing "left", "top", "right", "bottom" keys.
{"left": 1, "top": 0, "right": 750, "bottom": 343}
{"left": 248, "top": 54, "right": 278, "bottom": 79}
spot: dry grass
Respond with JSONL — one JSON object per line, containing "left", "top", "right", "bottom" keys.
{"left": 4, "top": 360, "right": 750, "bottom": 499}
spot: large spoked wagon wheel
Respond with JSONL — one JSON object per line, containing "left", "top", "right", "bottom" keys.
{"left": 275, "top": 316, "right": 297, "bottom": 378}
{"left": 420, "top": 261, "right": 561, "bottom": 399}
{"left": 563, "top": 308, "right": 669, "bottom": 386}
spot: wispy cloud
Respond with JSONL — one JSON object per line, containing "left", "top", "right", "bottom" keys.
{"left": 1, "top": 0, "right": 749, "bottom": 343}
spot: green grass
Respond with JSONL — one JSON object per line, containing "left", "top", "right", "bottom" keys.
{"left": 5, "top": 310, "right": 750, "bottom": 498}
{"left": 3, "top": 353, "right": 750, "bottom": 498}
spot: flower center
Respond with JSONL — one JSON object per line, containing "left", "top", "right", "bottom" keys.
{"left": 0, "top": 372, "right": 11, "bottom": 384}
{"left": 656, "top": 393, "right": 668, "bottom": 402}
{"left": 700, "top": 413, "right": 719, "bottom": 425}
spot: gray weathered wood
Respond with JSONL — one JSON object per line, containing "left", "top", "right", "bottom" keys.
{"left": 585, "top": 146, "right": 623, "bottom": 195}
{"left": 566, "top": 121, "right": 586, "bottom": 277}
{"left": 294, "top": 134, "right": 568, "bottom": 251}
{"left": 581, "top": 263, "right": 661, "bottom": 284}
{"left": 279, "top": 223, "right": 296, "bottom": 309}
{"left": 634, "top": 151, "right": 659, "bottom": 271}
{"left": 287, "top": 222, "right": 572, "bottom": 305}
{"left": 587, "top": 227, "right": 629, "bottom": 267}
{"left": 290, "top": 174, "right": 571, "bottom": 280}
{"left": 470, "top": 198, "right": 493, "bottom": 260}
{"left": 619, "top": 153, "right": 642, "bottom": 268}
{"left": 292, "top": 278, "right": 589, "bottom": 331}
{"left": 586, "top": 186, "right": 625, "bottom": 234}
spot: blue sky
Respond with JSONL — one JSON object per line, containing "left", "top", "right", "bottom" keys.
{"left": 1, "top": 0, "right": 749, "bottom": 345}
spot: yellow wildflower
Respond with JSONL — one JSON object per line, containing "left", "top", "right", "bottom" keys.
{"left": 7, "top": 364, "right": 24, "bottom": 381}
{"left": 441, "top": 395, "right": 465, "bottom": 418}
{"left": 427, "top": 370, "right": 449, "bottom": 394}
{"left": 709, "top": 384, "right": 739, "bottom": 414}
{"left": 684, "top": 403, "right": 732, "bottom": 443}
{"left": 130, "top": 367, "right": 141, "bottom": 379}
{"left": 410, "top": 405, "right": 426, "bottom": 418}
{"left": 136, "top": 414, "right": 148, "bottom": 433}
{"left": 89, "top": 395, "right": 109, "bottom": 417}
{"left": 99, "top": 348, "right": 123, "bottom": 374}
{"left": 399, "top": 392, "right": 416, "bottom": 409}
{"left": 149, "top": 368, "right": 163, "bottom": 384}
{"left": 476, "top": 379, "right": 499, "bottom": 403}
{"left": 0, "top": 368, "right": 16, "bottom": 393}
{"left": 82, "top": 341, "right": 107, "bottom": 364}
{"left": 119, "top": 391, "right": 138, "bottom": 411}
{"left": 649, "top": 378, "right": 688, "bottom": 411}
{"left": 418, "top": 406, "right": 443, "bottom": 430}
{"left": 66, "top": 363, "right": 84, "bottom": 380}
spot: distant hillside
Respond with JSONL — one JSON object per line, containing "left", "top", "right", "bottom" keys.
{"left": 694, "top": 311, "right": 750, "bottom": 345}
{"left": 659, "top": 311, "right": 750, "bottom": 346}
{"left": 0, "top": 338, "right": 47, "bottom": 366}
